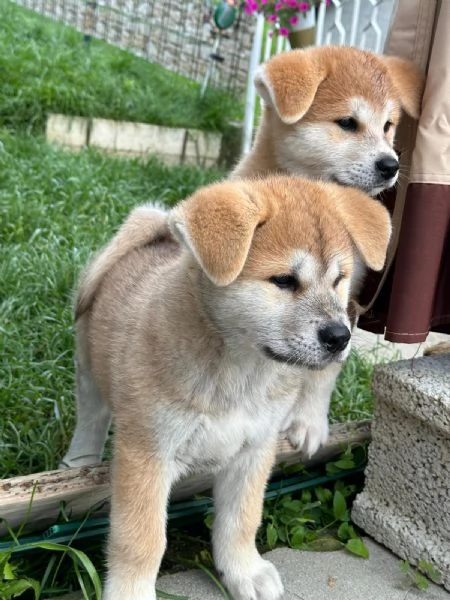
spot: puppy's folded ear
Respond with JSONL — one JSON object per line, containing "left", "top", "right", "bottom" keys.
{"left": 332, "top": 188, "right": 392, "bottom": 271}
{"left": 382, "top": 56, "right": 425, "bottom": 119}
{"left": 169, "top": 182, "right": 270, "bottom": 286}
{"left": 255, "top": 49, "right": 327, "bottom": 124}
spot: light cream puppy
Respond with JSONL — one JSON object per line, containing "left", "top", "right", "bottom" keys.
{"left": 74, "top": 176, "right": 391, "bottom": 600}
{"left": 232, "top": 46, "right": 424, "bottom": 456}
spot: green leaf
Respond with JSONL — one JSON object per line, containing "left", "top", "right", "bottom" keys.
{"left": 3, "top": 560, "right": 16, "bottom": 581}
{"left": 325, "top": 463, "right": 341, "bottom": 475}
{"left": 414, "top": 572, "right": 429, "bottom": 590}
{"left": 301, "top": 490, "right": 312, "bottom": 503}
{"left": 333, "top": 459, "right": 355, "bottom": 470}
{"left": 277, "top": 527, "right": 287, "bottom": 543}
{"left": 399, "top": 559, "right": 411, "bottom": 574}
{"left": 337, "top": 522, "right": 351, "bottom": 541}
{"left": 15, "top": 542, "right": 102, "bottom": 600}
{"left": 307, "top": 537, "right": 343, "bottom": 552}
{"left": 418, "top": 559, "right": 442, "bottom": 583}
{"left": 346, "top": 538, "right": 369, "bottom": 559}
{"left": 281, "top": 500, "right": 304, "bottom": 513}
{"left": 198, "top": 549, "right": 214, "bottom": 567}
{"left": 266, "top": 523, "right": 278, "bottom": 549}
{"left": 277, "top": 461, "right": 307, "bottom": 476}
{"left": 337, "top": 522, "right": 358, "bottom": 541}
{"left": 290, "top": 525, "right": 306, "bottom": 547}
{"left": 314, "top": 486, "right": 332, "bottom": 504}
{"left": 156, "top": 592, "right": 189, "bottom": 600}
{"left": 204, "top": 513, "right": 214, "bottom": 530}
{"left": 333, "top": 490, "right": 347, "bottom": 521}
{"left": 0, "top": 577, "right": 40, "bottom": 599}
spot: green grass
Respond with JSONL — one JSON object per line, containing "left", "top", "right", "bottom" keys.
{"left": 0, "top": 130, "right": 223, "bottom": 478}
{"left": 0, "top": 0, "right": 242, "bottom": 134}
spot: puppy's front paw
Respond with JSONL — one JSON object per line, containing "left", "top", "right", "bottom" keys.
{"left": 221, "top": 556, "right": 283, "bottom": 600}
{"left": 283, "top": 412, "right": 329, "bottom": 458}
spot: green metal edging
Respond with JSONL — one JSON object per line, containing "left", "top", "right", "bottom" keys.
{"left": 0, "top": 465, "right": 364, "bottom": 554}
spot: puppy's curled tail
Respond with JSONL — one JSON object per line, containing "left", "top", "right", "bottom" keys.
{"left": 75, "top": 205, "right": 170, "bottom": 320}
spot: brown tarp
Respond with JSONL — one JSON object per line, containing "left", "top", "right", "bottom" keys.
{"left": 358, "top": 0, "right": 450, "bottom": 342}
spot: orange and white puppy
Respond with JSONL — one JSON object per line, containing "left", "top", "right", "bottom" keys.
{"left": 232, "top": 47, "right": 424, "bottom": 457}
{"left": 235, "top": 46, "right": 424, "bottom": 195}
{"left": 75, "top": 176, "right": 391, "bottom": 600}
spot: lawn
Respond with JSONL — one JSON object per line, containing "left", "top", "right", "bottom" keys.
{"left": 0, "top": 0, "right": 242, "bottom": 134}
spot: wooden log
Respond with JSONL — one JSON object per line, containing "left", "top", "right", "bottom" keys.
{"left": 0, "top": 421, "right": 371, "bottom": 536}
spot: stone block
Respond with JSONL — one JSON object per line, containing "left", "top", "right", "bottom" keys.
{"left": 352, "top": 354, "right": 450, "bottom": 591}
{"left": 114, "top": 122, "right": 184, "bottom": 158}
{"left": 89, "top": 118, "right": 118, "bottom": 150}
{"left": 182, "top": 129, "right": 222, "bottom": 167}
{"left": 46, "top": 114, "right": 89, "bottom": 149}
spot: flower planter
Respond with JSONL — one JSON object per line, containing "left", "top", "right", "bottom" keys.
{"left": 288, "top": 8, "right": 316, "bottom": 48}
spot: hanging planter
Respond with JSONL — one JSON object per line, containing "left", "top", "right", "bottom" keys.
{"left": 245, "top": 0, "right": 329, "bottom": 47}
{"left": 288, "top": 7, "right": 316, "bottom": 48}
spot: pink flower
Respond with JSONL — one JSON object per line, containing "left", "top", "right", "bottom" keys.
{"left": 289, "top": 15, "right": 299, "bottom": 25}
{"left": 274, "top": 1, "right": 283, "bottom": 11}
{"left": 326, "top": 0, "right": 331, "bottom": 5}
{"left": 266, "top": 13, "right": 277, "bottom": 21}
{"left": 279, "top": 27, "right": 290, "bottom": 36}
{"left": 298, "top": 2, "right": 311, "bottom": 12}
{"left": 244, "top": 0, "right": 259, "bottom": 14}
{"left": 287, "top": 0, "right": 297, "bottom": 7}
{"left": 260, "top": 0, "right": 268, "bottom": 4}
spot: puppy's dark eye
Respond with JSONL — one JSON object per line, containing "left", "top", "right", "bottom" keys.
{"left": 333, "top": 273, "right": 345, "bottom": 289}
{"left": 269, "top": 274, "right": 299, "bottom": 291}
{"left": 384, "top": 120, "right": 393, "bottom": 133}
{"left": 335, "top": 117, "right": 358, "bottom": 132}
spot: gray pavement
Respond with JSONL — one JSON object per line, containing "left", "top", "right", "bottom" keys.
{"left": 157, "top": 538, "right": 449, "bottom": 599}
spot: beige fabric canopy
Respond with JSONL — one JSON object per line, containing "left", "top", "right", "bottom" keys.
{"left": 359, "top": 0, "right": 450, "bottom": 342}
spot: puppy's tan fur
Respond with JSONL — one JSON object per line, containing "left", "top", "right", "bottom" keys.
{"left": 74, "top": 176, "right": 390, "bottom": 600}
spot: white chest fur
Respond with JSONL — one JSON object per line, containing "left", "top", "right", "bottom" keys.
{"left": 153, "top": 374, "right": 296, "bottom": 478}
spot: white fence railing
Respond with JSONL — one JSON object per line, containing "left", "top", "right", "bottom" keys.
{"left": 242, "top": 0, "right": 396, "bottom": 154}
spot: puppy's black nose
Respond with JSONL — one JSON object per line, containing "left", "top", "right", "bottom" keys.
{"left": 376, "top": 155, "right": 399, "bottom": 180}
{"left": 318, "top": 322, "right": 351, "bottom": 354}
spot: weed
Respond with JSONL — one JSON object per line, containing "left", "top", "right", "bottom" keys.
{"left": 259, "top": 446, "right": 369, "bottom": 558}
{"left": 400, "top": 559, "right": 442, "bottom": 593}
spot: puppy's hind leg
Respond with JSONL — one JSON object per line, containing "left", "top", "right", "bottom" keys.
{"left": 60, "top": 315, "right": 111, "bottom": 468}
{"left": 212, "top": 440, "right": 283, "bottom": 600}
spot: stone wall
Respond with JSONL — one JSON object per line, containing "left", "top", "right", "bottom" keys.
{"left": 12, "top": 0, "right": 255, "bottom": 94}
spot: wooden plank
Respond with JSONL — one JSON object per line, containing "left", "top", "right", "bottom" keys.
{"left": 0, "top": 421, "right": 371, "bottom": 536}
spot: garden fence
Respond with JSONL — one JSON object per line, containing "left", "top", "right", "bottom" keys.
{"left": 10, "top": 0, "right": 256, "bottom": 94}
